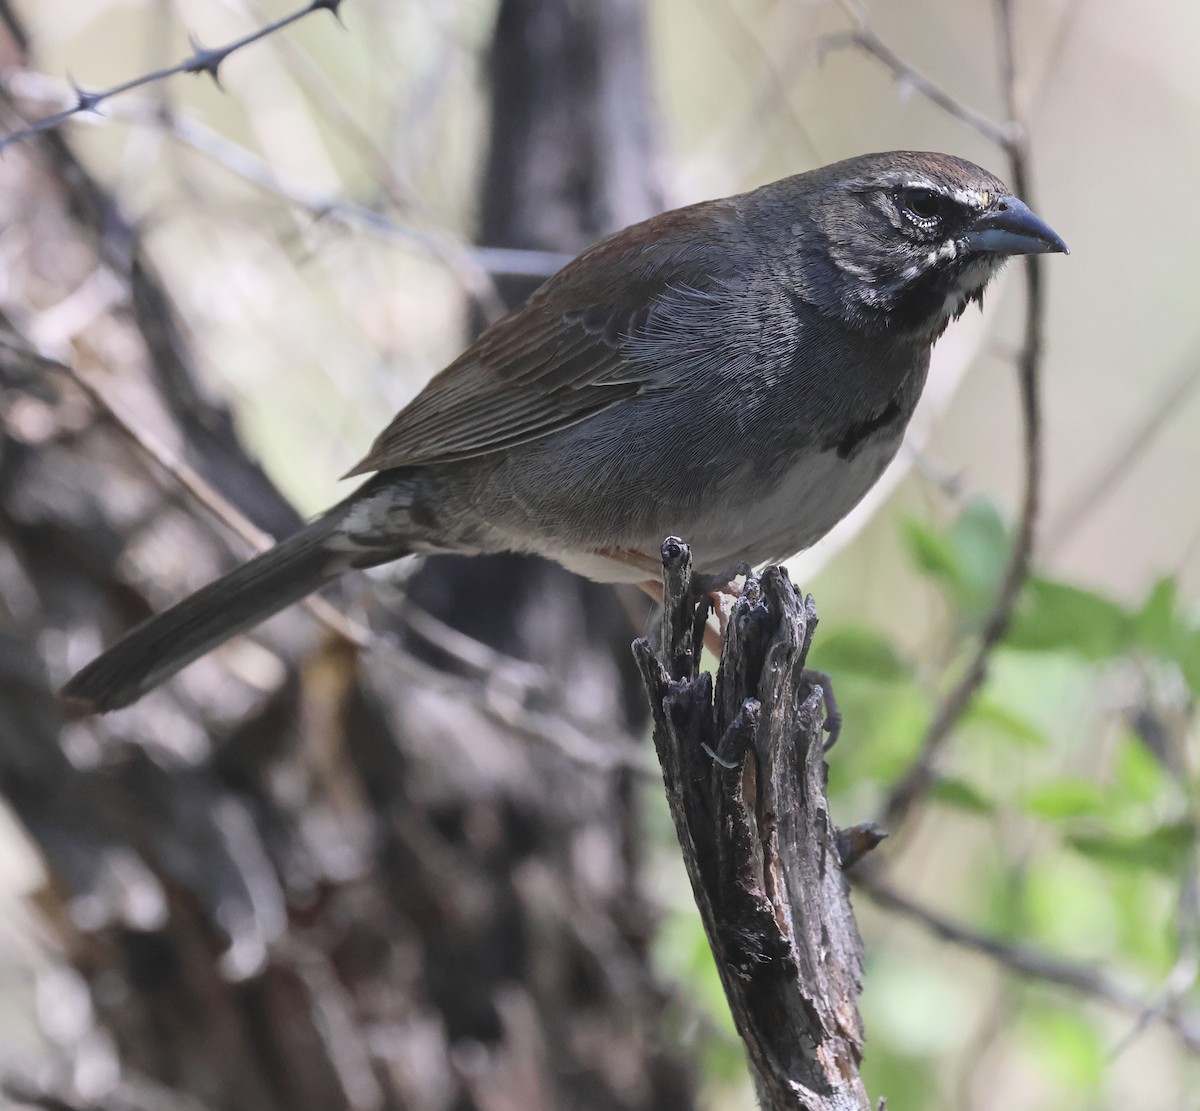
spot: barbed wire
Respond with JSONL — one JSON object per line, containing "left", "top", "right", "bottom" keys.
{"left": 0, "top": 0, "right": 343, "bottom": 153}
{"left": 4, "top": 71, "right": 571, "bottom": 286}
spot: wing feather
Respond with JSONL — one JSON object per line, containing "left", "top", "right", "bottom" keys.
{"left": 345, "top": 199, "right": 746, "bottom": 475}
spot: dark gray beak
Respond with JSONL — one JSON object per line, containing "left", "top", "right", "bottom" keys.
{"left": 966, "top": 195, "right": 1069, "bottom": 256}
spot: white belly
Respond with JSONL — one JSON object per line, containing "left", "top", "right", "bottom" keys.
{"left": 697, "top": 434, "right": 902, "bottom": 569}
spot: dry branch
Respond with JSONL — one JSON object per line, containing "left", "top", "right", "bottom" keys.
{"left": 880, "top": 0, "right": 1049, "bottom": 833}
{"left": 634, "top": 539, "right": 869, "bottom": 1111}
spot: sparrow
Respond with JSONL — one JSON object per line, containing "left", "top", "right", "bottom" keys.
{"left": 63, "top": 151, "right": 1067, "bottom": 712}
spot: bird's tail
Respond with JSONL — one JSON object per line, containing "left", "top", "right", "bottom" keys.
{"left": 62, "top": 503, "right": 401, "bottom": 714}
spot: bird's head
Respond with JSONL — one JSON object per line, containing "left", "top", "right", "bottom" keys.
{"left": 754, "top": 151, "right": 1068, "bottom": 338}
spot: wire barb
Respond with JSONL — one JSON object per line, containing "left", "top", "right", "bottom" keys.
{"left": 183, "top": 34, "right": 227, "bottom": 86}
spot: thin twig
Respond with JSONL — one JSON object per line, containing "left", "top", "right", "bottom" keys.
{"left": 823, "top": 0, "right": 1011, "bottom": 147}
{"left": 169, "top": 8, "right": 509, "bottom": 320}
{"left": 881, "top": 0, "right": 1046, "bottom": 832}
{"left": 686, "top": 0, "right": 820, "bottom": 182}
{"left": 0, "top": 0, "right": 343, "bottom": 152}
{"left": 220, "top": 0, "right": 506, "bottom": 316}
{"left": 819, "top": 29, "right": 1009, "bottom": 147}
{"left": 856, "top": 873, "right": 1200, "bottom": 1052}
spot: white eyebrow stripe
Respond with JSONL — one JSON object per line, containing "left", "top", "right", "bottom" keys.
{"left": 951, "top": 187, "right": 987, "bottom": 207}
{"left": 899, "top": 181, "right": 992, "bottom": 208}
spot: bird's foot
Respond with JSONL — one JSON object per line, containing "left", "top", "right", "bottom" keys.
{"left": 689, "top": 561, "right": 752, "bottom": 595}
{"left": 693, "top": 563, "right": 753, "bottom": 657}
{"left": 802, "top": 667, "right": 843, "bottom": 749}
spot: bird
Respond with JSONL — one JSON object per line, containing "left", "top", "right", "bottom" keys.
{"left": 63, "top": 151, "right": 1067, "bottom": 713}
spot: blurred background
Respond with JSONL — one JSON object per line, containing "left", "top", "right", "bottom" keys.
{"left": 0, "top": 0, "right": 1198, "bottom": 1109}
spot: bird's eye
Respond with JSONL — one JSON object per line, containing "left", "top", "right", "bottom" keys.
{"left": 897, "top": 188, "right": 945, "bottom": 224}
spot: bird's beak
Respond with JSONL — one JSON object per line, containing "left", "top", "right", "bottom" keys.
{"left": 965, "top": 195, "right": 1069, "bottom": 256}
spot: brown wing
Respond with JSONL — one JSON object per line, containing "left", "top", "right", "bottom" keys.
{"left": 345, "top": 200, "right": 743, "bottom": 475}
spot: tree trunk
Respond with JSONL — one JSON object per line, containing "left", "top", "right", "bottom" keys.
{"left": 0, "top": 2, "right": 693, "bottom": 1108}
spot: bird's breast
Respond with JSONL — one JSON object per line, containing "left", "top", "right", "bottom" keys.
{"left": 466, "top": 328, "right": 928, "bottom": 584}
{"left": 680, "top": 410, "right": 908, "bottom": 573}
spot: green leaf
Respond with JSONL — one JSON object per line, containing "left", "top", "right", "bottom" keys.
{"left": 1110, "top": 871, "right": 1175, "bottom": 973}
{"left": 826, "top": 682, "right": 934, "bottom": 785}
{"left": 1127, "top": 576, "right": 1200, "bottom": 696}
{"left": 962, "top": 697, "right": 1047, "bottom": 748}
{"left": 1114, "top": 733, "right": 1167, "bottom": 805}
{"left": 948, "top": 498, "right": 1009, "bottom": 597}
{"left": 1181, "top": 631, "right": 1200, "bottom": 698}
{"left": 1021, "top": 1006, "right": 1105, "bottom": 1095}
{"left": 1133, "top": 576, "right": 1178, "bottom": 653}
{"left": 1024, "top": 778, "right": 1107, "bottom": 820}
{"left": 903, "top": 518, "right": 960, "bottom": 584}
{"left": 930, "top": 776, "right": 995, "bottom": 815}
{"left": 903, "top": 498, "right": 1009, "bottom": 615}
{"left": 1005, "top": 577, "right": 1131, "bottom": 659}
{"left": 808, "top": 627, "right": 910, "bottom": 682}
{"left": 1066, "top": 823, "right": 1194, "bottom": 876}
{"left": 1023, "top": 855, "right": 1119, "bottom": 956}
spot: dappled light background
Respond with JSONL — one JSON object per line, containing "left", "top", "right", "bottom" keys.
{"left": 4, "top": 1, "right": 1200, "bottom": 1108}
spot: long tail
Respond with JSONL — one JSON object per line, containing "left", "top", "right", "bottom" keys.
{"left": 62, "top": 499, "right": 404, "bottom": 713}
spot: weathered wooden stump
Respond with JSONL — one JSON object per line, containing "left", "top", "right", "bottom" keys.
{"left": 634, "top": 538, "right": 871, "bottom": 1111}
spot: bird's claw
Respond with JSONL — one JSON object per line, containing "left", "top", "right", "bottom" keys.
{"left": 801, "top": 667, "right": 842, "bottom": 750}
